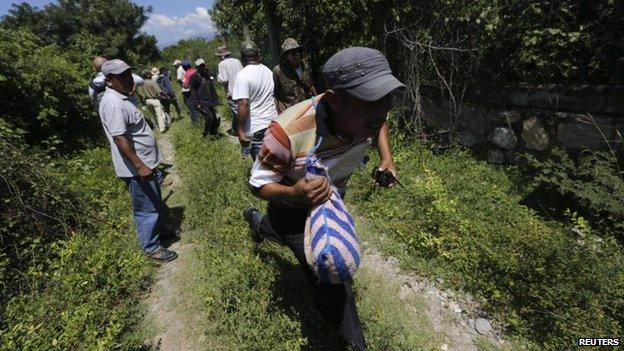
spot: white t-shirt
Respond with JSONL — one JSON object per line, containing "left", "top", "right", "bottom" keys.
{"left": 176, "top": 66, "right": 185, "bottom": 81}
{"left": 232, "top": 64, "right": 278, "bottom": 134}
{"left": 217, "top": 57, "right": 243, "bottom": 97}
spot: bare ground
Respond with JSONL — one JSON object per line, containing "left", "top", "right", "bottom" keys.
{"left": 142, "top": 131, "right": 202, "bottom": 351}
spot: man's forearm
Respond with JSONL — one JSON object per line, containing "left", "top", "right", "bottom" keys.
{"left": 237, "top": 100, "right": 250, "bottom": 134}
{"left": 252, "top": 183, "right": 295, "bottom": 203}
{"left": 376, "top": 121, "right": 393, "bottom": 162}
{"left": 113, "top": 135, "right": 147, "bottom": 170}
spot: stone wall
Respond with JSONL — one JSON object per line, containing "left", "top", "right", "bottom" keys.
{"left": 420, "top": 84, "right": 624, "bottom": 164}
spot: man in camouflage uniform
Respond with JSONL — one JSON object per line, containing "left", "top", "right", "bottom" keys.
{"left": 273, "top": 38, "right": 318, "bottom": 113}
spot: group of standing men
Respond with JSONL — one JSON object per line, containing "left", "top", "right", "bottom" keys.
{"left": 92, "top": 35, "right": 405, "bottom": 350}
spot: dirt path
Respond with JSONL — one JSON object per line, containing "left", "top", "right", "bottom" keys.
{"left": 142, "top": 132, "right": 202, "bottom": 351}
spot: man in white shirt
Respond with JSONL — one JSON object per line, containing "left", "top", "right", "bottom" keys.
{"left": 232, "top": 40, "right": 278, "bottom": 161}
{"left": 173, "top": 59, "right": 184, "bottom": 86}
{"left": 215, "top": 45, "right": 243, "bottom": 136}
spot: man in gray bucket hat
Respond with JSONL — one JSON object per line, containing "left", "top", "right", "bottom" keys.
{"left": 244, "top": 47, "right": 404, "bottom": 350}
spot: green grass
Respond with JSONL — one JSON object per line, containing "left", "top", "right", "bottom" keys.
{"left": 348, "top": 130, "right": 624, "bottom": 350}
{"left": 169, "top": 116, "right": 445, "bottom": 350}
{"left": 0, "top": 147, "right": 153, "bottom": 350}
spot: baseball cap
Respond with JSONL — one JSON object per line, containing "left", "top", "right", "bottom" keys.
{"left": 322, "top": 47, "right": 405, "bottom": 102}
{"left": 195, "top": 58, "right": 206, "bottom": 66}
{"left": 172, "top": 59, "right": 182, "bottom": 66}
{"left": 150, "top": 67, "right": 160, "bottom": 75}
{"left": 240, "top": 39, "right": 259, "bottom": 58}
{"left": 101, "top": 59, "right": 132, "bottom": 77}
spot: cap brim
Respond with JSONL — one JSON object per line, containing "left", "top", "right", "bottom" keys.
{"left": 281, "top": 46, "right": 302, "bottom": 56}
{"left": 346, "top": 74, "right": 405, "bottom": 102}
{"left": 106, "top": 65, "right": 132, "bottom": 76}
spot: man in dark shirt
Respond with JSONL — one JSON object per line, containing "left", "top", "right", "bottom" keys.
{"left": 273, "top": 38, "right": 318, "bottom": 113}
{"left": 189, "top": 59, "right": 220, "bottom": 137}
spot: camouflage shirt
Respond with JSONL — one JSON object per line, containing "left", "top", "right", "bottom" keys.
{"left": 272, "top": 62, "right": 316, "bottom": 113}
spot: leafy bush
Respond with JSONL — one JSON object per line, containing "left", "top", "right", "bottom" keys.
{"left": 0, "top": 29, "right": 100, "bottom": 151}
{"left": 0, "top": 133, "right": 152, "bottom": 350}
{"left": 525, "top": 147, "right": 624, "bottom": 239}
{"left": 348, "top": 131, "right": 624, "bottom": 350}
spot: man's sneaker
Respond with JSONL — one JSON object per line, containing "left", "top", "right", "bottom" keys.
{"left": 146, "top": 248, "right": 178, "bottom": 262}
{"left": 243, "top": 206, "right": 265, "bottom": 244}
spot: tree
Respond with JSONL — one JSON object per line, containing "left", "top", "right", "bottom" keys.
{"left": 1, "top": 0, "right": 160, "bottom": 64}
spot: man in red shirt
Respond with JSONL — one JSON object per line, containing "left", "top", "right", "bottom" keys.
{"left": 181, "top": 60, "right": 199, "bottom": 124}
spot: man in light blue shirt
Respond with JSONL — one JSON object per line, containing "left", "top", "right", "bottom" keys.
{"left": 98, "top": 58, "right": 177, "bottom": 262}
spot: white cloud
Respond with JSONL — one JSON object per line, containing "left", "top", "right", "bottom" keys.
{"left": 141, "top": 7, "right": 216, "bottom": 48}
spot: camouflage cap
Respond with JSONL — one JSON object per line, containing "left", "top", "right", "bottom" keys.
{"left": 240, "top": 39, "right": 259, "bottom": 58}
{"left": 281, "top": 38, "right": 301, "bottom": 54}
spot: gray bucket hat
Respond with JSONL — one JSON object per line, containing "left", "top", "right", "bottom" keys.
{"left": 281, "top": 38, "right": 301, "bottom": 55}
{"left": 322, "top": 47, "right": 405, "bottom": 102}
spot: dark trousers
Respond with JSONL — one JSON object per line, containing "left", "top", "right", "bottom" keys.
{"left": 182, "top": 91, "right": 199, "bottom": 123}
{"left": 257, "top": 204, "right": 367, "bottom": 350}
{"left": 162, "top": 95, "right": 182, "bottom": 118}
{"left": 198, "top": 105, "right": 220, "bottom": 137}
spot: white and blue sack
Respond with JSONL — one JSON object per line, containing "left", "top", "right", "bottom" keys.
{"left": 303, "top": 145, "right": 361, "bottom": 284}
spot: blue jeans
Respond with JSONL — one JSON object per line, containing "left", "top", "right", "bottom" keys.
{"left": 123, "top": 176, "right": 164, "bottom": 254}
{"left": 249, "top": 128, "right": 267, "bottom": 161}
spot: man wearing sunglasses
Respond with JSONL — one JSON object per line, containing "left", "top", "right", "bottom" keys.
{"left": 273, "top": 38, "right": 318, "bottom": 113}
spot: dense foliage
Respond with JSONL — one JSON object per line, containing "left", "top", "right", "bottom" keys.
{"left": 1, "top": 0, "right": 159, "bottom": 63}
{"left": 0, "top": 0, "right": 161, "bottom": 151}
{"left": 0, "top": 131, "right": 151, "bottom": 350}
{"left": 0, "top": 29, "right": 98, "bottom": 151}
{"left": 211, "top": 0, "right": 624, "bottom": 86}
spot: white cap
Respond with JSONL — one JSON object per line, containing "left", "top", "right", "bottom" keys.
{"left": 172, "top": 59, "right": 182, "bottom": 66}
{"left": 195, "top": 58, "right": 205, "bottom": 66}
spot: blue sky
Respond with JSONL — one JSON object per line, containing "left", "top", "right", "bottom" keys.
{"left": 0, "top": 0, "right": 217, "bottom": 48}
